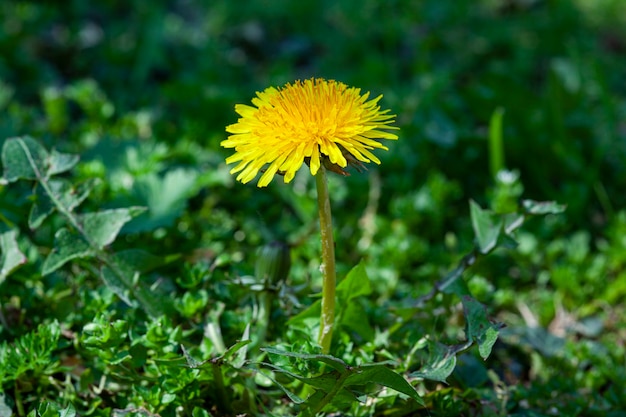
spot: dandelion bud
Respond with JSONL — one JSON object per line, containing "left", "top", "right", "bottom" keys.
{"left": 254, "top": 241, "right": 291, "bottom": 286}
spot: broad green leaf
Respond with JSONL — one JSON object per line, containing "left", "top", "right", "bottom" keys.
{"left": 29, "top": 179, "right": 99, "bottom": 228}
{"left": 29, "top": 180, "right": 69, "bottom": 228}
{"left": 341, "top": 302, "right": 375, "bottom": 342}
{"left": 100, "top": 266, "right": 133, "bottom": 306}
{"left": 79, "top": 207, "right": 146, "bottom": 249}
{"left": 470, "top": 200, "right": 502, "bottom": 254}
{"left": 346, "top": 363, "right": 424, "bottom": 405}
{"left": 461, "top": 295, "right": 501, "bottom": 360}
{"left": 287, "top": 299, "right": 321, "bottom": 330}
{"left": 336, "top": 261, "right": 371, "bottom": 301}
{"left": 478, "top": 327, "right": 499, "bottom": 359}
{"left": 503, "top": 213, "right": 525, "bottom": 235}
{"left": 522, "top": 199, "right": 567, "bottom": 215}
{"left": 230, "top": 324, "right": 251, "bottom": 368}
{"left": 2, "top": 136, "right": 49, "bottom": 182}
{"left": 48, "top": 149, "right": 79, "bottom": 176}
{"left": 42, "top": 228, "right": 93, "bottom": 275}
{"left": 0, "top": 392, "right": 13, "bottom": 417}
{"left": 0, "top": 230, "right": 26, "bottom": 282}
{"left": 132, "top": 279, "right": 173, "bottom": 318}
{"left": 410, "top": 340, "right": 457, "bottom": 383}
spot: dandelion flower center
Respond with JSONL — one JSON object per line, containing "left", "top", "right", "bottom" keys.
{"left": 222, "top": 78, "right": 398, "bottom": 187}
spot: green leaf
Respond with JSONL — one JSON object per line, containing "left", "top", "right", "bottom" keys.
{"left": 521, "top": 199, "right": 567, "bottom": 215}
{"left": 1, "top": 136, "right": 49, "bottom": 182}
{"left": 114, "top": 249, "right": 171, "bottom": 273}
{"left": 42, "top": 228, "right": 93, "bottom": 275}
{"left": 341, "top": 302, "right": 375, "bottom": 342}
{"left": 48, "top": 149, "right": 79, "bottom": 176}
{"left": 262, "top": 347, "right": 348, "bottom": 372}
{"left": 0, "top": 392, "right": 14, "bottom": 417}
{"left": 461, "top": 295, "right": 501, "bottom": 360}
{"left": 229, "top": 324, "right": 251, "bottom": 369}
{"left": 470, "top": 200, "right": 502, "bottom": 254}
{"left": 260, "top": 360, "right": 343, "bottom": 391}
{"left": 336, "top": 261, "right": 371, "bottom": 301}
{"left": 29, "top": 178, "right": 99, "bottom": 228}
{"left": 79, "top": 207, "right": 146, "bottom": 249}
{"left": 100, "top": 266, "right": 133, "bottom": 306}
{"left": 410, "top": 340, "right": 458, "bottom": 383}
{"left": 0, "top": 230, "right": 27, "bottom": 283}
{"left": 346, "top": 363, "right": 424, "bottom": 405}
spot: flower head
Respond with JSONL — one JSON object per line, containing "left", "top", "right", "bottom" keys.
{"left": 222, "top": 78, "right": 398, "bottom": 187}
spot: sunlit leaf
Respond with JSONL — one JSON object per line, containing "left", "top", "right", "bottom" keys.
{"left": 29, "top": 179, "right": 99, "bottom": 228}
{"left": 1, "top": 136, "right": 49, "bottom": 182}
{"left": 521, "top": 200, "right": 566, "bottom": 215}
{"left": 78, "top": 207, "right": 146, "bottom": 249}
{"left": 48, "top": 149, "right": 79, "bottom": 176}
{"left": 346, "top": 363, "right": 424, "bottom": 405}
{"left": 42, "top": 228, "right": 93, "bottom": 275}
{"left": 410, "top": 340, "right": 458, "bottom": 383}
{"left": 0, "top": 230, "right": 26, "bottom": 282}
{"left": 461, "top": 295, "right": 501, "bottom": 360}
{"left": 470, "top": 200, "right": 502, "bottom": 254}
{"left": 336, "top": 261, "right": 371, "bottom": 301}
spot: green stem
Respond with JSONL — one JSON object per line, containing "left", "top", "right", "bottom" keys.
{"left": 211, "top": 361, "right": 233, "bottom": 415}
{"left": 315, "top": 165, "right": 336, "bottom": 354}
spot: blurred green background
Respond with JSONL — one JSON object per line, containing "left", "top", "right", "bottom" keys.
{"left": 1, "top": 0, "right": 626, "bottom": 415}
{"left": 2, "top": 0, "right": 625, "bottom": 225}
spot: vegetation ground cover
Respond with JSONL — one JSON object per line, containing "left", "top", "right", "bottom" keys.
{"left": 1, "top": 1, "right": 625, "bottom": 416}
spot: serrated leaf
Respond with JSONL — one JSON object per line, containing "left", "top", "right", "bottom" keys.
{"left": 2, "top": 136, "right": 49, "bottom": 182}
{"left": 521, "top": 199, "right": 566, "bottom": 215}
{"left": 461, "top": 295, "right": 502, "bottom": 360}
{"left": 0, "top": 230, "right": 27, "bottom": 282}
{"left": 470, "top": 200, "right": 502, "bottom": 254}
{"left": 48, "top": 149, "right": 79, "bottom": 176}
{"left": 79, "top": 207, "right": 146, "bottom": 249}
{"left": 42, "top": 228, "right": 93, "bottom": 275}
{"left": 346, "top": 363, "right": 424, "bottom": 405}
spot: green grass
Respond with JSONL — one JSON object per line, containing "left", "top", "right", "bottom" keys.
{"left": 1, "top": 1, "right": 625, "bottom": 416}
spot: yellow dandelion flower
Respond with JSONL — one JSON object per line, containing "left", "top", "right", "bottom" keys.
{"left": 221, "top": 78, "right": 398, "bottom": 187}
